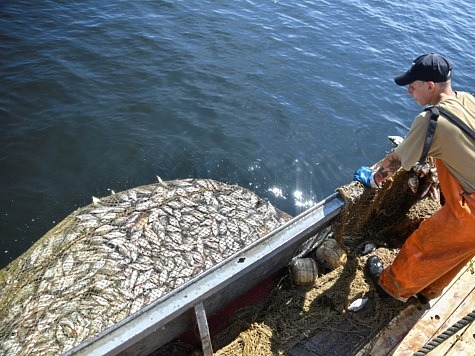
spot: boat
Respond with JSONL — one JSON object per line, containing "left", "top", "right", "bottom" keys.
{"left": 64, "top": 189, "right": 475, "bottom": 355}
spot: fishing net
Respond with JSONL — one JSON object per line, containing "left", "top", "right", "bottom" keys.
{"left": 204, "top": 159, "right": 442, "bottom": 355}
{"left": 334, "top": 159, "right": 441, "bottom": 249}
{"left": 0, "top": 178, "right": 291, "bottom": 355}
{"left": 0, "top": 151, "right": 443, "bottom": 355}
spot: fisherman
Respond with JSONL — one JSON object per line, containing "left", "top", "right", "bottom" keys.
{"left": 354, "top": 53, "right": 475, "bottom": 303}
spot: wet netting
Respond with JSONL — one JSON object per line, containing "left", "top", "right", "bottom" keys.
{"left": 0, "top": 179, "right": 291, "bottom": 355}
{"left": 203, "top": 160, "right": 442, "bottom": 355}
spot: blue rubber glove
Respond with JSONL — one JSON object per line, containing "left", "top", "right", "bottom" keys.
{"left": 353, "top": 166, "right": 377, "bottom": 188}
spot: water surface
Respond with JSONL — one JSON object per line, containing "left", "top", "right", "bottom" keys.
{"left": 1, "top": 0, "right": 474, "bottom": 268}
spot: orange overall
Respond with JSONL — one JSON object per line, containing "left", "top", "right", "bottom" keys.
{"left": 379, "top": 159, "right": 475, "bottom": 302}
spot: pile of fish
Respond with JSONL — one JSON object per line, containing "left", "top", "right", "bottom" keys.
{"left": 0, "top": 178, "right": 291, "bottom": 355}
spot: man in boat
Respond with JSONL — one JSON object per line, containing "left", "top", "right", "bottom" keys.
{"left": 354, "top": 53, "right": 475, "bottom": 303}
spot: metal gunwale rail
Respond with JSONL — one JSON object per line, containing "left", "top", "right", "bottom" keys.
{"left": 66, "top": 192, "right": 345, "bottom": 356}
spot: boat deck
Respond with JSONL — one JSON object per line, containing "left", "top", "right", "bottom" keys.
{"left": 291, "top": 260, "right": 475, "bottom": 356}
{"left": 365, "top": 259, "right": 475, "bottom": 356}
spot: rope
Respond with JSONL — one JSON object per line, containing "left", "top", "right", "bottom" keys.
{"left": 413, "top": 309, "right": 475, "bottom": 355}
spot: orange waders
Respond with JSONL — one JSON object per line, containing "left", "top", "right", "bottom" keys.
{"left": 379, "top": 159, "right": 475, "bottom": 302}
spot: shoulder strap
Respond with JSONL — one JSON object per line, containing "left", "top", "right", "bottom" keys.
{"left": 418, "top": 106, "right": 439, "bottom": 164}
{"left": 417, "top": 104, "right": 475, "bottom": 164}
{"left": 437, "top": 107, "right": 475, "bottom": 140}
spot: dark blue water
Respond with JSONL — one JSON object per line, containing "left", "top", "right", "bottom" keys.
{"left": 1, "top": 0, "right": 474, "bottom": 268}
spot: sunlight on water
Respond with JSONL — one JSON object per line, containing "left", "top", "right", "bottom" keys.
{"left": 268, "top": 185, "right": 317, "bottom": 211}
{"left": 268, "top": 186, "right": 286, "bottom": 199}
{"left": 293, "top": 190, "right": 316, "bottom": 209}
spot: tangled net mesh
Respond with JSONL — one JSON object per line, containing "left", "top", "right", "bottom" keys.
{"left": 0, "top": 155, "right": 442, "bottom": 356}
{"left": 188, "top": 161, "right": 441, "bottom": 356}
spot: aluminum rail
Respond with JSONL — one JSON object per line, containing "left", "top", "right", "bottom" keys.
{"left": 66, "top": 192, "right": 345, "bottom": 356}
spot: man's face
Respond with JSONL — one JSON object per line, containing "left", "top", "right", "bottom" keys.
{"left": 407, "top": 80, "right": 432, "bottom": 106}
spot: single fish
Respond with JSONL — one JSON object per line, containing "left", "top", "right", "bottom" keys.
{"left": 388, "top": 135, "right": 404, "bottom": 146}
{"left": 347, "top": 296, "right": 369, "bottom": 312}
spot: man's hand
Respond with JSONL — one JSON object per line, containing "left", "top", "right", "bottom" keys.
{"left": 353, "top": 166, "right": 378, "bottom": 188}
{"left": 354, "top": 152, "right": 402, "bottom": 189}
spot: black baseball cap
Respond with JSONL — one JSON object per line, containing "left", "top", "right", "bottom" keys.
{"left": 394, "top": 53, "right": 452, "bottom": 86}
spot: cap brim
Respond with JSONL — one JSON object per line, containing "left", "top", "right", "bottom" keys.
{"left": 394, "top": 72, "right": 413, "bottom": 86}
